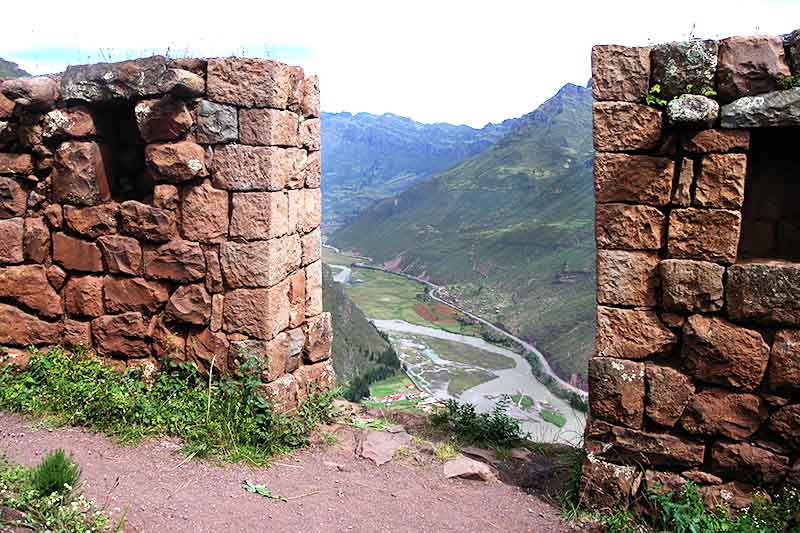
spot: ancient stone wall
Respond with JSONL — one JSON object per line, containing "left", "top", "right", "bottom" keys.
{"left": 0, "top": 56, "right": 332, "bottom": 411}
{"left": 584, "top": 33, "right": 800, "bottom": 511}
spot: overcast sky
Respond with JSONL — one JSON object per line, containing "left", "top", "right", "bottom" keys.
{"left": 3, "top": 0, "right": 799, "bottom": 127}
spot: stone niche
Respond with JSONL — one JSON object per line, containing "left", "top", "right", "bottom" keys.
{"left": 0, "top": 56, "right": 331, "bottom": 412}
{"left": 586, "top": 32, "right": 800, "bottom": 513}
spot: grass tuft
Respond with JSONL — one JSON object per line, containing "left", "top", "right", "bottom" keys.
{"left": 30, "top": 449, "right": 80, "bottom": 497}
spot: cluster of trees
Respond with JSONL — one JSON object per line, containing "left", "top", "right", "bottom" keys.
{"left": 343, "top": 348, "right": 402, "bottom": 402}
{"left": 524, "top": 351, "right": 588, "bottom": 412}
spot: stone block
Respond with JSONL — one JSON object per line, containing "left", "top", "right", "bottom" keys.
{"left": 682, "top": 315, "right": 769, "bottom": 391}
{"left": 594, "top": 153, "right": 673, "bottom": 206}
{"left": 651, "top": 40, "right": 718, "bottom": 99}
{"left": 91, "top": 312, "right": 150, "bottom": 358}
{"left": 592, "top": 102, "right": 662, "bottom": 152}
{"left": 97, "top": 235, "right": 142, "bottom": 275}
{"left": 103, "top": 276, "right": 169, "bottom": 314}
{"left": 304, "top": 312, "right": 332, "bottom": 363}
{"left": 207, "top": 58, "right": 294, "bottom": 109}
{"left": 211, "top": 145, "right": 306, "bottom": 191}
{"left": 717, "top": 36, "right": 790, "bottom": 102}
{"left": 51, "top": 142, "right": 110, "bottom": 206}
{"left": 694, "top": 154, "right": 746, "bottom": 209}
{"left": 579, "top": 456, "right": 640, "bottom": 512}
{"left": 711, "top": 441, "right": 789, "bottom": 485}
{"left": 596, "top": 203, "right": 664, "bottom": 250}
{"left": 294, "top": 359, "right": 336, "bottom": 404}
{"left": 63, "top": 203, "right": 119, "bottom": 238}
{"left": 186, "top": 328, "right": 229, "bottom": 372}
{"left": 143, "top": 240, "right": 205, "bottom": 282}
{"left": 666, "top": 94, "right": 718, "bottom": 127}
{"left": 301, "top": 75, "right": 320, "bottom": 118}
{"left": 288, "top": 269, "right": 306, "bottom": 328}
{"left": 306, "top": 260, "right": 323, "bottom": 317}
{"left": 165, "top": 284, "right": 212, "bottom": 325}
{"left": 220, "top": 235, "right": 300, "bottom": 288}
{"left": 721, "top": 88, "right": 800, "bottom": 128}
{"left": 223, "top": 283, "right": 289, "bottom": 340}
{"left": 64, "top": 275, "right": 105, "bottom": 317}
{"left": 119, "top": 200, "right": 177, "bottom": 242}
{"left": 768, "top": 405, "right": 800, "bottom": 450}
{"left": 302, "top": 151, "right": 321, "bottom": 189}
{"left": 300, "top": 188, "right": 322, "bottom": 233}
{"left": 596, "top": 306, "right": 677, "bottom": 360}
{"left": 42, "top": 107, "right": 96, "bottom": 139}
{"left": 240, "top": 108, "right": 300, "bottom": 147}
{"left": 645, "top": 365, "right": 694, "bottom": 428}
{"left": 586, "top": 420, "right": 705, "bottom": 468}
{"left": 134, "top": 96, "right": 192, "bottom": 142}
{"left": 300, "top": 118, "right": 320, "bottom": 150}
{"left": 145, "top": 141, "right": 207, "bottom": 183}
{"left": 63, "top": 319, "right": 92, "bottom": 348}
{"left": 1, "top": 76, "right": 59, "bottom": 109}
{"left": 0, "top": 177, "right": 27, "bottom": 218}
{"left": 229, "top": 191, "right": 288, "bottom": 240}
{"left": 301, "top": 227, "right": 321, "bottom": 266}
{"left": 590, "top": 45, "right": 651, "bottom": 102}
{"left": 0, "top": 217, "right": 23, "bottom": 264}
{"left": 180, "top": 180, "right": 228, "bottom": 242}
{"left": 0, "top": 265, "right": 63, "bottom": 318}
{"left": 597, "top": 250, "right": 659, "bottom": 306}
{"left": 153, "top": 184, "right": 179, "bottom": 210}
{"left": 682, "top": 129, "right": 750, "bottom": 153}
{"left": 659, "top": 259, "right": 724, "bottom": 312}
{"left": 203, "top": 245, "right": 223, "bottom": 294}
{"left": 149, "top": 314, "right": 186, "bottom": 361}
{"left": 727, "top": 262, "right": 800, "bottom": 325}
{"left": 195, "top": 101, "right": 238, "bottom": 143}
{"left": 681, "top": 388, "right": 766, "bottom": 440}
{"left": 52, "top": 232, "right": 103, "bottom": 272}
{"left": 589, "top": 357, "right": 645, "bottom": 429}
{"left": 259, "top": 374, "right": 298, "bottom": 414}
{"left": 0, "top": 154, "right": 33, "bottom": 175}
{"left": 768, "top": 329, "right": 800, "bottom": 396}
{"left": 667, "top": 208, "right": 741, "bottom": 264}
{"left": 0, "top": 303, "right": 62, "bottom": 345}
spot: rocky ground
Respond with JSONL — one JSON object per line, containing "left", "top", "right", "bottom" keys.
{"left": 0, "top": 407, "right": 576, "bottom": 532}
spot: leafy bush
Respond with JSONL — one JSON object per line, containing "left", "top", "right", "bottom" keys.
{"left": 0, "top": 346, "right": 337, "bottom": 465}
{"left": 30, "top": 449, "right": 80, "bottom": 497}
{"left": 430, "top": 397, "right": 529, "bottom": 450}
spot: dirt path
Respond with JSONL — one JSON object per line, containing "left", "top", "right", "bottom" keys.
{"left": 0, "top": 413, "right": 568, "bottom": 532}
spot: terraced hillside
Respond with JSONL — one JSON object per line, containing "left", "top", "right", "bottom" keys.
{"left": 332, "top": 84, "right": 595, "bottom": 387}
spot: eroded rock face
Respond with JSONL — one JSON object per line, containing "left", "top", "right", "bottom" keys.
{"left": 727, "top": 262, "right": 800, "bottom": 325}
{"left": 717, "top": 36, "right": 790, "bottom": 102}
{"left": 135, "top": 96, "right": 193, "bottom": 142}
{"left": 596, "top": 204, "right": 665, "bottom": 251}
{"left": 594, "top": 154, "right": 673, "bottom": 206}
{"left": 64, "top": 275, "right": 104, "bottom": 317}
{"left": 768, "top": 329, "right": 800, "bottom": 395}
{"left": 120, "top": 201, "right": 177, "bottom": 242}
{"left": 592, "top": 102, "right": 662, "bottom": 151}
{"left": 666, "top": 94, "right": 719, "bottom": 127}
{"left": 143, "top": 240, "right": 205, "bottom": 282}
{"left": 591, "top": 45, "right": 651, "bottom": 102}
{"left": 681, "top": 388, "right": 766, "bottom": 440}
{"left": 589, "top": 358, "right": 645, "bottom": 429}
{"left": 651, "top": 40, "right": 718, "bottom": 99}
{"left": 597, "top": 250, "right": 659, "bottom": 306}
{"left": 42, "top": 107, "right": 96, "bottom": 139}
{"left": 659, "top": 259, "right": 724, "bottom": 312}
{"left": 103, "top": 276, "right": 169, "bottom": 314}
{"left": 0, "top": 177, "right": 26, "bottom": 219}
{"left": 97, "top": 235, "right": 142, "bottom": 275}
{"left": 694, "top": 153, "right": 746, "bottom": 209}
{"left": 63, "top": 203, "right": 119, "bottom": 238}
{"left": 645, "top": 364, "right": 694, "bottom": 427}
{"left": 596, "top": 306, "right": 677, "bottom": 360}
{"left": 768, "top": 404, "right": 800, "bottom": 449}
{"left": 682, "top": 315, "right": 769, "bottom": 391}
{"left": 304, "top": 312, "right": 332, "bottom": 363}
{"left": 259, "top": 374, "right": 298, "bottom": 414}
{"left": 0, "top": 218, "right": 23, "bottom": 264}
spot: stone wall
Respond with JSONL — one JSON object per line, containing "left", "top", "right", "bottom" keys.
{"left": 584, "top": 33, "right": 800, "bottom": 511}
{"left": 0, "top": 56, "right": 332, "bottom": 412}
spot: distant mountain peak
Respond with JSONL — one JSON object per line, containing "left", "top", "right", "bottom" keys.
{"left": 0, "top": 58, "right": 29, "bottom": 79}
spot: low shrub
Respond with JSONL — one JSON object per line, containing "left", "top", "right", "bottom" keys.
{"left": 0, "top": 346, "right": 337, "bottom": 465}
{"left": 429, "top": 397, "right": 529, "bottom": 450}
{"left": 30, "top": 449, "right": 80, "bottom": 497}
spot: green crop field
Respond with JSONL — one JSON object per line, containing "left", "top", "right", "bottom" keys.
{"left": 422, "top": 336, "right": 515, "bottom": 370}
{"left": 447, "top": 369, "right": 497, "bottom": 397}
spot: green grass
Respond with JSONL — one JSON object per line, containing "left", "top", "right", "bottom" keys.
{"left": 446, "top": 369, "right": 497, "bottom": 396}
{"left": 539, "top": 408, "right": 567, "bottom": 428}
{"left": 321, "top": 247, "right": 366, "bottom": 266}
{"left": 369, "top": 374, "right": 416, "bottom": 398}
{"left": 510, "top": 394, "right": 534, "bottom": 411}
{"left": 0, "top": 346, "right": 337, "bottom": 466}
{"left": 423, "top": 336, "right": 515, "bottom": 370}
{"left": 0, "top": 453, "right": 110, "bottom": 532}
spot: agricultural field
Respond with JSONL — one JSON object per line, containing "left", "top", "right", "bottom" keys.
{"left": 424, "top": 337, "right": 514, "bottom": 370}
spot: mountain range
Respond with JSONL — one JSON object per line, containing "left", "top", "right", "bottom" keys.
{"left": 330, "top": 83, "right": 595, "bottom": 387}
{"left": 0, "top": 58, "right": 28, "bottom": 78}
{"left": 320, "top": 111, "right": 517, "bottom": 228}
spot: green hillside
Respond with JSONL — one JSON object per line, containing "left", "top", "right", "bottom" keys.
{"left": 332, "top": 84, "right": 595, "bottom": 387}
{"left": 322, "top": 264, "right": 399, "bottom": 390}
{"left": 321, "top": 111, "right": 516, "bottom": 229}
{"left": 0, "top": 58, "right": 29, "bottom": 78}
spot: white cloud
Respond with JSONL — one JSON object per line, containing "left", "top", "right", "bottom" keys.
{"left": 3, "top": 0, "right": 799, "bottom": 126}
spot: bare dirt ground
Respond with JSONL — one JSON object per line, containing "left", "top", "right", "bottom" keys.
{"left": 0, "top": 412, "right": 569, "bottom": 533}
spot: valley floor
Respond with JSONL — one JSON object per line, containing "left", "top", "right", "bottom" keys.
{"left": 0, "top": 412, "right": 569, "bottom": 533}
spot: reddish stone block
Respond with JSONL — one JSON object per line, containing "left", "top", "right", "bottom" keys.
{"left": 682, "top": 129, "right": 750, "bottom": 153}
{"left": 596, "top": 306, "right": 677, "bottom": 360}
{"left": 579, "top": 456, "right": 640, "bottom": 512}
{"left": 2, "top": 75, "right": 58, "bottom": 108}
{"left": 700, "top": 482, "right": 759, "bottom": 512}
{"left": 300, "top": 188, "right": 322, "bottom": 233}
{"left": 667, "top": 208, "right": 741, "bottom": 264}
{"left": 672, "top": 158, "right": 693, "bottom": 206}
{"left": 210, "top": 294, "right": 223, "bottom": 332}
{"left": 0, "top": 303, "right": 62, "bottom": 345}
{"left": 143, "top": 240, "right": 205, "bottom": 282}
{"left": 589, "top": 357, "right": 645, "bottom": 429}
{"left": 294, "top": 359, "right": 335, "bottom": 404}
{"left": 134, "top": 96, "right": 192, "bottom": 142}
{"left": 23, "top": 217, "right": 49, "bottom": 263}
{"left": 0, "top": 92, "right": 14, "bottom": 119}
{"left": 301, "top": 228, "right": 321, "bottom": 266}
{"left": 0, "top": 153, "right": 33, "bottom": 175}
{"left": 220, "top": 235, "right": 300, "bottom": 289}
{"left": 240, "top": 108, "right": 300, "bottom": 147}
{"left": 211, "top": 145, "right": 306, "bottom": 191}
{"left": 645, "top": 365, "right": 694, "bottom": 428}
{"left": 44, "top": 204, "right": 63, "bottom": 228}
{"left": 63, "top": 319, "right": 92, "bottom": 349}
{"left": 145, "top": 141, "right": 207, "bottom": 183}
{"left": 769, "top": 329, "right": 800, "bottom": 396}
{"left": 153, "top": 184, "right": 179, "bottom": 210}
{"left": 683, "top": 315, "right": 769, "bottom": 391}
{"left": 103, "top": 276, "right": 169, "bottom": 314}
{"left": 727, "top": 262, "right": 800, "bottom": 325}
{"left": 769, "top": 405, "right": 800, "bottom": 450}
{"left": 591, "top": 45, "right": 651, "bottom": 102}
{"left": 306, "top": 260, "right": 323, "bottom": 317}
{"left": 223, "top": 283, "right": 289, "bottom": 340}
{"left": 149, "top": 314, "right": 186, "bottom": 361}
{"left": 586, "top": 420, "right": 705, "bottom": 468}
{"left": 288, "top": 269, "right": 306, "bottom": 328}
{"left": 97, "top": 235, "right": 142, "bottom": 276}
{"left": 659, "top": 259, "right": 724, "bottom": 312}
{"left": 51, "top": 142, "right": 110, "bottom": 206}
{"left": 681, "top": 388, "right": 766, "bottom": 440}
{"left": 597, "top": 250, "right": 659, "bottom": 306}
{"left": 301, "top": 75, "right": 320, "bottom": 118}
{"left": 186, "top": 328, "right": 229, "bottom": 373}
{"left": 207, "top": 58, "right": 294, "bottom": 109}
{"left": 302, "top": 151, "right": 321, "bottom": 189}
{"left": 119, "top": 200, "right": 177, "bottom": 242}
{"left": 64, "top": 275, "right": 105, "bottom": 317}
{"left": 0, "top": 265, "right": 63, "bottom": 318}
{"left": 180, "top": 180, "right": 228, "bottom": 242}
{"left": 304, "top": 312, "right": 332, "bottom": 363}
{"left": 63, "top": 203, "right": 119, "bottom": 238}
{"left": 593, "top": 102, "right": 662, "bottom": 152}
{"left": 596, "top": 203, "right": 664, "bottom": 250}
{"left": 0, "top": 177, "right": 27, "bottom": 218}
{"left": 52, "top": 232, "right": 103, "bottom": 272}
{"left": 229, "top": 191, "right": 288, "bottom": 240}
{"left": 0, "top": 218, "right": 24, "bottom": 264}
{"left": 299, "top": 118, "right": 320, "bottom": 151}
{"left": 47, "top": 265, "right": 67, "bottom": 291}
{"left": 42, "top": 107, "right": 96, "bottom": 140}
{"left": 717, "top": 36, "right": 790, "bottom": 102}
{"left": 91, "top": 312, "right": 150, "bottom": 358}
{"left": 694, "top": 154, "right": 747, "bottom": 209}
{"left": 203, "top": 245, "right": 223, "bottom": 294}
{"left": 711, "top": 441, "right": 789, "bottom": 485}
{"left": 259, "top": 374, "right": 298, "bottom": 414}
{"left": 166, "top": 284, "right": 212, "bottom": 325}
{"left": 595, "top": 154, "right": 674, "bottom": 206}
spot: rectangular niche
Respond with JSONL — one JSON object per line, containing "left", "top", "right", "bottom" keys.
{"left": 738, "top": 127, "right": 800, "bottom": 262}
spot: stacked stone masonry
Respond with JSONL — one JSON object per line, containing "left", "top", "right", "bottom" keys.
{"left": 0, "top": 56, "right": 332, "bottom": 412}
{"left": 586, "top": 32, "right": 800, "bottom": 512}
